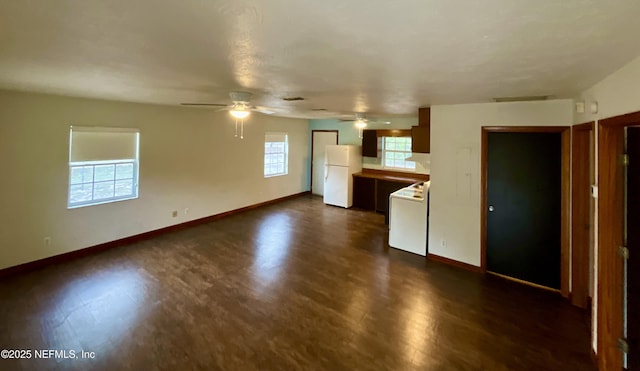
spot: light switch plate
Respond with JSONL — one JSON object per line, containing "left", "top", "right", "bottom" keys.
{"left": 591, "top": 185, "right": 598, "bottom": 198}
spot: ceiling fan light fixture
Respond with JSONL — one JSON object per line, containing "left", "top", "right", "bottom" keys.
{"left": 230, "top": 109, "right": 250, "bottom": 119}
{"left": 354, "top": 119, "right": 367, "bottom": 139}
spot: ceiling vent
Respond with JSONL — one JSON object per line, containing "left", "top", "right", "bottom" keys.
{"left": 282, "top": 96, "right": 305, "bottom": 101}
{"left": 493, "top": 96, "right": 549, "bottom": 103}
{"left": 311, "top": 108, "right": 327, "bottom": 111}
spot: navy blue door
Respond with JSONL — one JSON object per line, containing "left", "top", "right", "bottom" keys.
{"left": 487, "top": 132, "right": 561, "bottom": 289}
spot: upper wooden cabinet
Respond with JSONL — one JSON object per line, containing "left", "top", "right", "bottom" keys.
{"left": 418, "top": 107, "right": 430, "bottom": 127}
{"left": 411, "top": 126, "right": 430, "bottom": 153}
{"left": 363, "top": 125, "right": 425, "bottom": 155}
{"left": 412, "top": 107, "right": 431, "bottom": 153}
{"left": 362, "top": 129, "right": 378, "bottom": 157}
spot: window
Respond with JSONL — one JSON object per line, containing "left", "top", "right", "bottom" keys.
{"left": 382, "top": 136, "right": 415, "bottom": 170}
{"left": 68, "top": 126, "right": 140, "bottom": 208}
{"left": 264, "top": 132, "right": 288, "bottom": 177}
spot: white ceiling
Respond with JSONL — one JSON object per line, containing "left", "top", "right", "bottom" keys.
{"left": 0, "top": 0, "right": 639, "bottom": 118}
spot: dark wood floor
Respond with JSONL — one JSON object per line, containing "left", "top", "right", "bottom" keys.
{"left": 0, "top": 195, "right": 595, "bottom": 370}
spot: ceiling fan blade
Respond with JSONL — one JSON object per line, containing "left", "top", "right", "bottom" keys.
{"left": 252, "top": 107, "right": 277, "bottom": 115}
{"left": 180, "top": 103, "right": 228, "bottom": 107}
{"left": 368, "top": 120, "right": 391, "bottom": 125}
{"left": 339, "top": 118, "right": 356, "bottom": 122}
{"left": 250, "top": 105, "right": 279, "bottom": 114}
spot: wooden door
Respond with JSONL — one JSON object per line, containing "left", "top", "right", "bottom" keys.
{"left": 571, "top": 123, "right": 594, "bottom": 308}
{"left": 311, "top": 131, "right": 338, "bottom": 195}
{"left": 486, "top": 132, "right": 562, "bottom": 289}
{"left": 627, "top": 127, "right": 640, "bottom": 369}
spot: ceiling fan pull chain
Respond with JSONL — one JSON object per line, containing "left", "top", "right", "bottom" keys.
{"left": 240, "top": 120, "right": 244, "bottom": 139}
{"left": 234, "top": 119, "right": 238, "bottom": 137}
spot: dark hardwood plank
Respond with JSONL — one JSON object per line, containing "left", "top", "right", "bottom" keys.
{"left": 0, "top": 196, "right": 595, "bottom": 370}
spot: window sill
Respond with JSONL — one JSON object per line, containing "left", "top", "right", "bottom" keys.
{"left": 67, "top": 195, "right": 139, "bottom": 209}
{"left": 264, "top": 173, "right": 288, "bottom": 178}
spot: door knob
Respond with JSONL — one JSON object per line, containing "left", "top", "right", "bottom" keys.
{"left": 488, "top": 205, "right": 494, "bottom": 212}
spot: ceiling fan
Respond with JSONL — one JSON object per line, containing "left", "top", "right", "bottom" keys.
{"left": 181, "top": 91, "right": 277, "bottom": 139}
{"left": 181, "top": 91, "right": 277, "bottom": 116}
{"left": 340, "top": 112, "right": 391, "bottom": 125}
{"left": 340, "top": 113, "right": 391, "bottom": 138}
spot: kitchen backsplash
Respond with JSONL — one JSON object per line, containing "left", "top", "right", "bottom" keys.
{"left": 362, "top": 153, "right": 430, "bottom": 174}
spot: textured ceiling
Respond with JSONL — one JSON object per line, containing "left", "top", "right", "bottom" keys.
{"left": 0, "top": 0, "right": 639, "bottom": 118}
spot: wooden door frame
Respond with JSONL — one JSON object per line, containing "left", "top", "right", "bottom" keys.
{"left": 480, "top": 126, "right": 571, "bottom": 297}
{"left": 310, "top": 130, "right": 338, "bottom": 193}
{"left": 596, "top": 111, "right": 640, "bottom": 371}
{"left": 571, "top": 121, "right": 595, "bottom": 309}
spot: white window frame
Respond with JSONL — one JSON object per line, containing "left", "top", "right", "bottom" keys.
{"left": 382, "top": 136, "right": 416, "bottom": 171}
{"left": 264, "top": 132, "right": 288, "bottom": 178}
{"left": 68, "top": 127, "right": 140, "bottom": 208}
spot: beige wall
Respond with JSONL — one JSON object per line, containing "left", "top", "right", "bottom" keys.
{"left": 574, "top": 55, "right": 640, "bottom": 124}
{"left": 0, "top": 90, "right": 310, "bottom": 270}
{"left": 428, "top": 99, "right": 574, "bottom": 266}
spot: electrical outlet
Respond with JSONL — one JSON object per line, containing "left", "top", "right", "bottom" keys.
{"left": 44, "top": 237, "right": 51, "bottom": 246}
{"left": 172, "top": 210, "right": 178, "bottom": 218}
{"left": 440, "top": 239, "right": 446, "bottom": 247}
{"left": 184, "top": 208, "right": 190, "bottom": 215}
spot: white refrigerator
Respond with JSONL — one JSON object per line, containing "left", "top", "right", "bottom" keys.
{"left": 323, "top": 145, "right": 362, "bottom": 208}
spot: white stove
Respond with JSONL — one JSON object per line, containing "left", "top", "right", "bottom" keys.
{"left": 388, "top": 181, "right": 429, "bottom": 256}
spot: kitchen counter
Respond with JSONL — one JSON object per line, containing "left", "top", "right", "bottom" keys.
{"left": 352, "top": 169, "right": 429, "bottom": 184}
{"left": 391, "top": 182, "right": 425, "bottom": 201}
{"left": 351, "top": 169, "right": 430, "bottom": 224}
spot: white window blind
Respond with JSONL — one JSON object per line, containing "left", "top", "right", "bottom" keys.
{"left": 70, "top": 126, "right": 139, "bottom": 162}
{"left": 68, "top": 126, "right": 140, "bottom": 208}
{"left": 265, "top": 132, "right": 287, "bottom": 143}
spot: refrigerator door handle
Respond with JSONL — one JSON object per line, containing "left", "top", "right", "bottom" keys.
{"left": 325, "top": 165, "right": 329, "bottom": 181}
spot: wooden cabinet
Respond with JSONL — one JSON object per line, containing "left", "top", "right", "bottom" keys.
{"left": 362, "top": 129, "right": 378, "bottom": 157}
{"left": 353, "top": 170, "right": 429, "bottom": 224}
{"left": 412, "top": 106, "right": 431, "bottom": 153}
{"left": 418, "top": 107, "right": 430, "bottom": 127}
{"left": 363, "top": 107, "right": 430, "bottom": 155}
{"left": 411, "top": 126, "right": 430, "bottom": 153}
{"left": 376, "top": 180, "right": 409, "bottom": 224}
{"left": 353, "top": 176, "right": 376, "bottom": 210}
